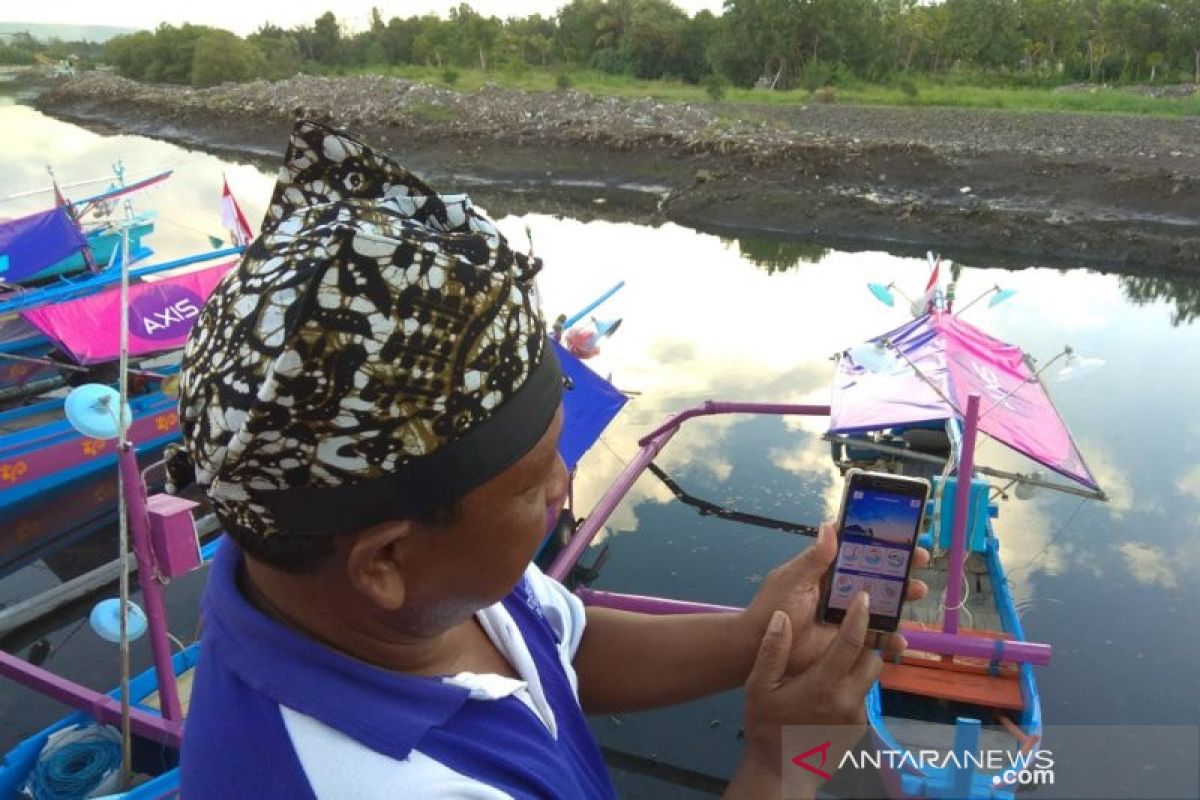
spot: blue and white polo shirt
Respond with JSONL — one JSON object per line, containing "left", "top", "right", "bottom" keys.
{"left": 180, "top": 539, "right": 616, "bottom": 799}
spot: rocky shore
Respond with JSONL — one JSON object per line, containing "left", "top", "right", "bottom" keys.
{"left": 33, "top": 72, "right": 1200, "bottom": 276}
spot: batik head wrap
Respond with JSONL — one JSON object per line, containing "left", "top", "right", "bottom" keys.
{"left": 175, "top": 120, "right": 560, "bottom": 541}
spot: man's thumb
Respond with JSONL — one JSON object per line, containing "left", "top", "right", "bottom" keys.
{"left": 747, "top": 610, "right": 791, "bottom": 691}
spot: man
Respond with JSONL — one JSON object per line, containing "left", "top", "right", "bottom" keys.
{"left": 175, "top": 120, "right": 926, "bottom": 798}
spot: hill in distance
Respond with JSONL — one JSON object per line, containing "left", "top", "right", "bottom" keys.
{"left": 0, "top": 22, "right": 142, "bottom": 43}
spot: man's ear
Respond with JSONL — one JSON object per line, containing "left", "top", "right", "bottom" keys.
{"left": 345, "top": 520, "right": 415, "bottom": 611}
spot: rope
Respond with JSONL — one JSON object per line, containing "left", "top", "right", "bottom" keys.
{"left": 647, "top": 462, "right": 818, "bottom": 537}
{"left": 1006, "top": 496, "right": 1088, "bottom": 579}
{"left": 156, "top": 214, "right": 226, "bottom": 243}
{"left": 24, "top": 725, "right": 121, "bottom": 800}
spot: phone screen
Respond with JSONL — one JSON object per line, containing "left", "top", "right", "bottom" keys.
{"left": 825, "top": 476, "right": 927, "bottom": 628}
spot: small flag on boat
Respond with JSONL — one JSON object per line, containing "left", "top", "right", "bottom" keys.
{"left": 220, "top": 176, "right": 254, "bottom": 246}
{"left": 51, "top": 177, "right": 69, "bottom": 210}
{"left": 920, "top": 255, "right": 941, "bottom": 312}
{"left": 51, "top": 173, "right": 97, "bottom": 272}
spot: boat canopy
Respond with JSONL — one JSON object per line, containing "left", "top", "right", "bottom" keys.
{"left": 0, "top": 207, "right": 88, "bottom": 284}
{"left": 829, "top": 312, "right": 1099, "bottom": 490}
{"left": 553, "top": 338, "right": 628, "bottom": 472}
{"left": 21, "top": 260, "right": 235, "bottom": 365}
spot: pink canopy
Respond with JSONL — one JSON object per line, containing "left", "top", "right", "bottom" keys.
{"left": 830, "top": 312, "right": 1098, "bottom": 490}
{"left": 21, "top": 261, "right": 235, "bottom": 365}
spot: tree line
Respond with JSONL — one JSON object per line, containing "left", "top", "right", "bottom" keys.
{"left": 0, "top": 32, "right": 104, "bottom": 69}
{"left": 84, "top": 0, "right": 1200, "bottom": 89}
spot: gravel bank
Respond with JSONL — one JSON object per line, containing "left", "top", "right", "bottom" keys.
{"left": 33, "top": 73, "right": 1200, "bottom": 277}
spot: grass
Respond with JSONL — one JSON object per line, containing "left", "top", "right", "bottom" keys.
{"left": 330, "top": 63, "right": 1200, "bottom": 118}
{"left": 406, "top": 101, "right": 456, "bottom": 123}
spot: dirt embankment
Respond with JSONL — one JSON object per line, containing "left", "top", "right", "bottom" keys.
{"left": 33, "top": 73, "right": 1200, "bottom": 277}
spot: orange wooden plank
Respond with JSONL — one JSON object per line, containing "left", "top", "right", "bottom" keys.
{"left": 880, "top": 661, "right": 1024, "bottom": 710}
{"left": 897, "top": 649, "right": 1020, "bottom": 678}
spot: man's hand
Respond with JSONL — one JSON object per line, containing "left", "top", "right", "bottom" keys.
{"left": 739, "top": 523, "right": 930, "bottom": 673}
{"left": 726, "top": 594, "right": 885, "bottom": 799}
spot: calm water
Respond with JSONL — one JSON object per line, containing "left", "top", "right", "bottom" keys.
{"left": 2, "top": 95, "right": 1199, "bottom": 797}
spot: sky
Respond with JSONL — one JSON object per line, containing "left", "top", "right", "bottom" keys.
{"left": 8, "top": 0, "right": 727, "bottom": 37}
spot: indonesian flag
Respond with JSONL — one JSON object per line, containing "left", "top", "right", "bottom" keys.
{"left": 52, "top": 176, "right": 96, "bottom": 271}
{"left": 921, "top": 256, "right": 941, "bottom": 312}
{"left": 52, "top": 179, "right": 69, "bottom": 209}
{"left": 220, "top": 176, "right": 254, "bottom": 246}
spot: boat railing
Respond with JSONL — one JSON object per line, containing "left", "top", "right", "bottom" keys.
{"left": 549, "top": 400, "right": 1052, "bottom": 667}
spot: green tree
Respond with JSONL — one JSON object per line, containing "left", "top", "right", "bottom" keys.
{"left": 676, "top": 9, "right": 720, "bottom": 81}
{"left": 380, "top": 16, "right": 423, "bottom": 64}
{"left": 413, "top": 16, "right": 455, "bottom": 67}
{"left": 595, "top": 0, "right": 637, "bottom": 50}
{"left": 1170, "top": 0, "right": 1200, "bottom": 82}
{"left": 104, "top": 31, "right": 157, "bottom": 80}
{"left": 711, "top": 0, "right": 795, "bottom": 87}
{"left": 248, "top": 24, "right": 302, "bottom": 80}
{"left": 1019, "top": 0, "right": 1084, "bottom": 68}
{"left": 620, "top": 0, "right": 689, "bottom": 79}
{"left": 191, "top": 29, "right": 264, "bottom": 86}
{"left": 944, "top": 0, "right": 1023, "bottom": 68}
{"left": 311, "top": 11, "right": 341, "bottom": 63}
{"left": 557, "top": 0, "right": 606, "bottom": 62}
{"left": 449, "top": 4, "right": 502, "bottom": 71}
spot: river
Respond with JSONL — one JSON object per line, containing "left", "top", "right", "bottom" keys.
{"left": 2, "top": 95, "right": 1198, "bottom": 798}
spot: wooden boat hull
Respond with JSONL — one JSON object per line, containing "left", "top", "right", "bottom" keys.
{"left": 867, "top": 526, "right": 1042, "bottom": 799}
{"left": 18, "top": 219, "right": 154, "bottom": 285}
{"left": 0, "top": 391, "right": 180, "bottom": 514}
{"left": 0, "top": 644, "right": 197, "bottom": 799}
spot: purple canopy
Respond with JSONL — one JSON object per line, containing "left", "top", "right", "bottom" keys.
{"left": 0, "top": 207, "right": 87, "bottom": 284}
{"left": 830, "top": 312, "right": 1099, "bottom": 490}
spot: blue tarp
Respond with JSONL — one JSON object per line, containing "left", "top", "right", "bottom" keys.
{"left": 0, "top": 207, "right": 87, "bottom": 284}
{"left": 553, "top": 339, "right": 627, "bottom": 471}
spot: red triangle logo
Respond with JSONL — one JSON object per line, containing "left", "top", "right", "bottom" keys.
{"left": 791, "top": 740, "right": 833, "bottom": 781}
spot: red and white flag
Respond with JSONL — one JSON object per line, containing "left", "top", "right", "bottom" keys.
{"left": 220, "top": 176, "right": 254, "bottom": 246}
{"left": 920, "top": 256, "right": 941, "bottom": 312}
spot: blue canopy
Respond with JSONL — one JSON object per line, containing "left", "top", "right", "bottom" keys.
{"left": 0, "top": 207, "right": 87, "bottom": 284}
{"left": 553, "top": 339, "right": 627, "bottom": 471}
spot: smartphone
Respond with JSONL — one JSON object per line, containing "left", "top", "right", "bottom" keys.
{"left": 818, "top": 469, "right": 930, "bottom": 633}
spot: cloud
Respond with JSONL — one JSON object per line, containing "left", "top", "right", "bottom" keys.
{"left": 1175, "top": 464, "right": 1200, "bottom": 501}
{"left": 1117, "top": 542, "right": 1180, "bottom": 589}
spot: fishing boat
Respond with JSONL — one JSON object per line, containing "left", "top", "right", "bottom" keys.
{"left": 0, "top": 247, "right": 1101, "bottom": 798}
{"left": 821, "top": 262, "right": 1106, "bottom": 798}
{"left": 0, "top": 256, "right": 238, "bottom": 514}
{"left": 0, "top": 335, "right": 628, "bottom": 799}
{"left": 0, "top": 167, "right": 167, "bottom": 291}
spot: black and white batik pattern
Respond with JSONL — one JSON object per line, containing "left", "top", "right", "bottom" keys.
{"left": 178, "top": 121, "right": 548, "bottom": 542}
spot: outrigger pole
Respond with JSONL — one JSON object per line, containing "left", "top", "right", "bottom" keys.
{"left": 548, "top": 400, "right": 1051, "bottom": 666}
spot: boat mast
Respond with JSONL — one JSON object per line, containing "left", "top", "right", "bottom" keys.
{"left": 943, "top": 393, "right": 981, "bottom": 635}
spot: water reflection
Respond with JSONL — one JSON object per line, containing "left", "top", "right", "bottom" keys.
{"left": 719, "top": 233, "right": 828, "bottom": 274}
{"left": 0, "top": 103, "right": 272, "bottom": 268}
{"left": 1120, "top": 273, "right": 1200, "bottom": 327}
{"left": 3, "top": 101, "right": 1200, "bottom": 792}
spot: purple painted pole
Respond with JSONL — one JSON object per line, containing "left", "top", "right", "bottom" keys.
{"left": 0, "top": 650, "right": 182, "bottom": 747}
{"left": 117, "top": 442, "right": 183, "bottom": 722}
{"left": 548, "top": 421, "right": 680, "bottom": 581}
{"left": 551, "top": 401, "right": 833, "bottom": 582}
{"left": 576, "top": 589, "right": 1051, "bottom": 665}
{"left": 903, "top": 628, "right": 1051, "bottom": 666}
{"left": 944, "top": 393, "right": 981, "bottom": 636}
{"left": 577, "top": 588, "right": 740, "bottom": 616}
{"left": 637, "top": 401, "right": 831, "bottom": 446}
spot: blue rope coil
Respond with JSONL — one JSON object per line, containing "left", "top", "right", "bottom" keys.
{"left": 25, "top": 725, "right": 122, "bottom": 800}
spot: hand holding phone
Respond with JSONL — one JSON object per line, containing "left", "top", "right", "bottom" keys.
{"left": 818, "top": 469, "right": 930, "bottom": 633}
